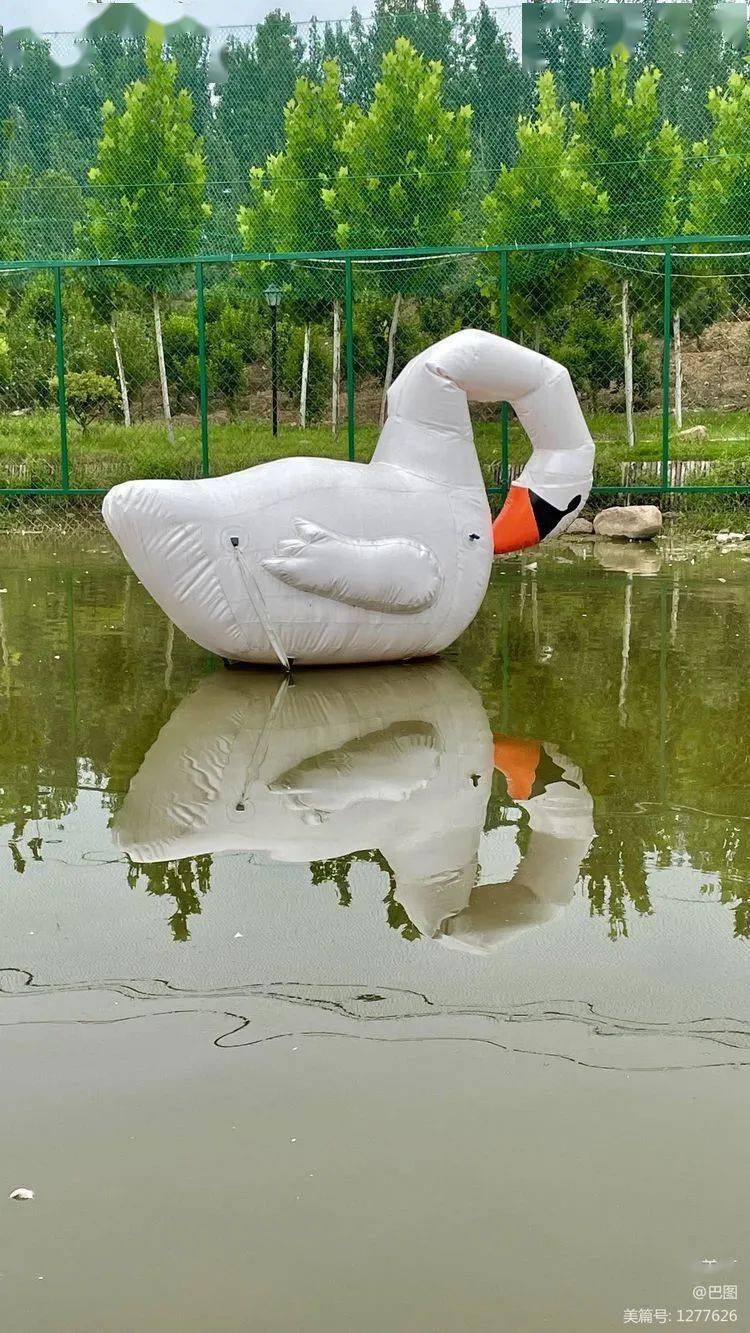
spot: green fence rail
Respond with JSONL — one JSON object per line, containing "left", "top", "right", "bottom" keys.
{"left": 2, "top": 234, "right": 750, "bottom": 504}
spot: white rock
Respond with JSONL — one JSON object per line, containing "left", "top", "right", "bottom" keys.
{"left": 593, "top": 505, "right": 662, "bottom": 541}
{"left": 676, "top": 425, "right": 708, "bottom": 441}
{"left": 593, "top": 539, "right": 662, "bottom": 577}
{"left": 9, "top": 1188, "right": 34, "bottom": 1201}
{"left": 716, "top": 531, "right": 749, "bottom": 544}
{"left": 566, "top": 516, "right": 594, "bottom": 535}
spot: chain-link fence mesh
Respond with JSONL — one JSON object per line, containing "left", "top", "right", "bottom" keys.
{"left": 1, "top": 4, "right": 749, "bottom": 523}
{"left": 1, "top": 4, "right": 749, "bottom": 260}
{"left": 2, "top": 239, "right": 750, "bottom": 523}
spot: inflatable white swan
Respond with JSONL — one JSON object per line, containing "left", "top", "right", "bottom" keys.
{"left": 113, "top": 662, "right": 595, "bottom": 953}
{"left": 103, "top": 330, "right": 594, "bottom": 666}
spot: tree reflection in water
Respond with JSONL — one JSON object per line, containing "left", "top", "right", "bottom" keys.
{"left": 1, "top": 537, "right": 749, "bottom": 942}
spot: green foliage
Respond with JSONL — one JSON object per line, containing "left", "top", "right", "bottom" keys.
{"left": 352, "top": 291, "right": 428, "bottom": 376}
{"left": 573, "top": 48, "right": 684, "bottom": 238}
{"left": 127, "top": 855, "right": 212, "bottom": 942}
{"left": 52, "top": 368, "right": 119, "bottom": 430}
{"left": 546, "top": 273, "right": 656, "bottom": 410}
{"left": 680, "top": 0, "right": 741, "bottom": 143}
{"left": 483, "top": 70, "right": 606, "bottom": 249}
{"left": 687, "top": 69, "right": 750, "bottom": 237}
{"left": 0, "top": 316, "right": 54, "bottom": 409}
{"left": 482, "top": 70, "right": 607, "bottom": 332}
{"left": 162, "top": 311, "right": 197, "bottom": 378}
{"left": 323, "top": 37, "right": 472, "bottom": 277}
{"left": 207, "top": 291, "right": 263, "bottom": 364}
{"left": 457, "top": 2, "right": 533, "bottom": 181}
{"left": 107, "top": 311, "right": 154, "bottom": 411}
{"left": 18, "top": 272, "right": 56, "bottom": 331}
{"left": 0, "top": 166, "right": 27, "bottom": 261}
{"left": 216, "top": 13, "right": 305, "bottom": 171}
{"left": 310, "top": 847, "right": 419, "bottom": 939}
{"left": 208, "top": 341, "right": 244, "bottom": 410}
{"left": 281, "top": 324, "right": 329, "bottom": 420}
{"left": 87, "top": 29, "right": 211, "bottom": 278}
{"left": 238, "top": 59, "right": 346, "bottom": 303}
{"left": 0, "top": 3, "right": 748, "bottom": 262}
{"left": 672, "top": 272, "right": 731, "bottom": 339}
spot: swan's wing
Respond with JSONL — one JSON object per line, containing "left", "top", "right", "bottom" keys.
{"left": 261, "top": 519, "right": 442, "bottom": 614}
{"left": 268, "top": 720, "right": 440, "bottom": 819}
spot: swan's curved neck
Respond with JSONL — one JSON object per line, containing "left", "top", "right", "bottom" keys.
{"left": 371, "top": 417, "right": 485, "bottom": 489}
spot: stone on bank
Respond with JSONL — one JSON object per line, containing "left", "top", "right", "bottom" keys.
{"left": 592, "top": 505, "right": 662, "bottom": 541}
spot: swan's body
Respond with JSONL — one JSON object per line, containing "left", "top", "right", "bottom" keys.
{"left": 104, "top": 330, "right": 594, "bottom": 666}
{"left": 114, "top": 663, "right": 594, "bottom": 952}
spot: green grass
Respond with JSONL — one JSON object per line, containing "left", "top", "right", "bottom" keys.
{"left": 1, "top": 407, "right": 749, "bottom": 496}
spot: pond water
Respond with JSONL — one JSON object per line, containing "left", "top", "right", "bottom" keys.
{"left": 0, "top": 531, "right": 748, "bottom": 1332}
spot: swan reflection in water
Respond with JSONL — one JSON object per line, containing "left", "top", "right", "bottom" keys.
{"left": 114, "top": 662, "right": 594, "bottom": 952}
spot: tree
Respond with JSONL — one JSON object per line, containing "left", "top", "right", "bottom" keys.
{"left": 52, "top": 369, "right": 119, "bottom": 432}
{"left": 87, "top": 28, "right": 211, "bottom": 440}
{"left": 215, "top": 14, "right": 304, "bottom": 173}
{"left": 170, "top": 30, "right": 212, "bottom": 140}
{"left": 5, "top": 39, "right": 63, "bottom": 176}
{"left": 635, "top": 0, "right": 681, "bottom": 125}
{"left": 368, "top": 0, "right": 455, "bottom": 78}
{"left": 688, "top": 67, "right": 750, "bottom": 239}
{"left": 679, "top": 0, "right": 739, "bottom": 143}
{"left": 237, "top": 61, "right": 346, "bottom": 428}
{"left": 0, "top": 168, "right": 25, "bottom": 262}
{"left": 463, "top": 3, "right": 532, "bottom": 184}
{"left": 482, "top": 70, "right": 606, "bottom": 348}
{"left": 127, "top": 855, "right": 212, "bottom": 942}
{"left": 573, "top": 50, "right": 683, "bottom": 446}
{"left": 323, "top": 36, "right": 472, "bottom": 421}
{"left": 20, "top": 168, "right": 82, "bottom": 260}
{"left": 532, "top": 0, "right": 610, "bottom": 106}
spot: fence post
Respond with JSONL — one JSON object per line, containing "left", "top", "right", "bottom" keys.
{"left": 345, "top": 257, "right": 355, "bottom": 461}
{"left": 53, "top": 266, "right": 70, "bottom": 491}
{"left": 499, "top": 248, "right": 509, "bottom": 493}
{"left": 196, "top": 261, "right": 209, "bottom": 477}
{"left": 661, "top": 244, "right": 672, "bottom": 494}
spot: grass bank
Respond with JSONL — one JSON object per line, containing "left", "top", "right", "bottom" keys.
{"left": 0, "top": 408, "right": 748, "bottom": 532}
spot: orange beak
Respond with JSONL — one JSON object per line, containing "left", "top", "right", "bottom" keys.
{"left": 492, "top": 735, "right": 541, "bottom": 802}
{"left": 492, "top": 486, "right": 540, "bottom": 555}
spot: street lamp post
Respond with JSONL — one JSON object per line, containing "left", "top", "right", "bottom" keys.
{"left": 264, "top": 283, "right": 282, "bottom": 437}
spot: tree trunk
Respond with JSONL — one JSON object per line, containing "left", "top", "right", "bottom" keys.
{"left": 380, "top": 291, "right": 402, "bottom": 427}
{"left": 299, "top": 323, "right": 310, "bottom": 430}
{"left": 152, "top": 290, "right": 174, "bottom": 444}
{"left": 331, "top": 301, "right": 340, "bottom": 435}
{"left": 670, "top": 569, "right": 680, "bottom": 647}
{"left": 111, "top": 315, "right": 131, "bottom": 428}
{"left": 533, "top": 321, "right": 541, "bottom": 354}
{"left": 0, "top": 589, "right": 9, "bottom": 690}
{"left": 619, "top": 574, "right": 633, "bottom": 728}
{"left": 164, "top": 618, "right": 174, "bottom": 693}
{"left": 621, "top": 280, "right": 634, "bottom": 450}
{"left": 673, "top": 307, "right": 682, "bottom": 431}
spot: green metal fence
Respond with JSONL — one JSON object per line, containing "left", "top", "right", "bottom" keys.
{"left": 1, "top": 234, "right": 750, "bottom": 506}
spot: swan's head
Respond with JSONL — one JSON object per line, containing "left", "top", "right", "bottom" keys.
{"left": 433, "top": 880, "right": 564, "bottom": 954}
{"left": 493, "top": 483, "right": 584, "bottom": 555}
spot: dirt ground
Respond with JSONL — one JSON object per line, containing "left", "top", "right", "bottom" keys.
{"left": 680, "top": 317, "right": 750, "bottom": 411}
